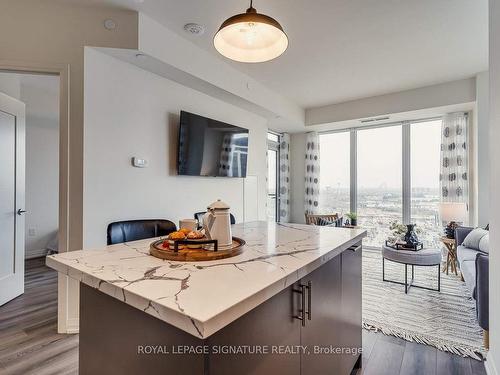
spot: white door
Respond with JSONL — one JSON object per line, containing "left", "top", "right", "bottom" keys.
{"left": 0, "top": 92, "right": 25, "bottom": 306}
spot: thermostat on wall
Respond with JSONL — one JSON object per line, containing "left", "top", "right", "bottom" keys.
{"left": 132, "top": 157, "right": 148, "bottom": 168}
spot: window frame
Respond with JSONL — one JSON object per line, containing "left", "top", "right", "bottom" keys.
{"left": 319, "top": 116, "right": 448, "bottom": 246}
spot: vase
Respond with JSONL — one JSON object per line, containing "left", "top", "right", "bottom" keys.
{"left": 404, "top": 224, "right": 419, "bottom": 247}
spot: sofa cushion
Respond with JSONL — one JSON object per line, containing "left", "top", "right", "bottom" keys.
{"left": 462, "top": 228, "right": 488, "bottom": 250}
{"left": 479, "top": 234, "right": 489, "bottom": 254}
{"left": 460, "top": 259, "right": 477, "bottom": 299}
{"left": 457, "top": 245, "right": 480, "bottom": 264}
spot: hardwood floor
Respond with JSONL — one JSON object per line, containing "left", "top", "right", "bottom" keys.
{"left": 0, "top": 258, "right": 78, "bottom": 375}
{"left": 358, "top": 330, "right": 487, "bottom": 375}
{"left": 0, "top": 259, "right": 488, "bottom": 375}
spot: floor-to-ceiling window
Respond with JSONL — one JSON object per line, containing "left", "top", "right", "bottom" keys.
{"left": 410, "top": 119, "right": 442, "bottom": 248}
{"left": 319, "top": 131, "right": 350, "bottom": 216}
{"left": 357, "top": 125, "right": 402, "bottom": 247}
{"left": 267, "top": 132, "right": 280, "bottom": 222}
{"left": 319, "top": 117, "right": 444, "bottom": 248}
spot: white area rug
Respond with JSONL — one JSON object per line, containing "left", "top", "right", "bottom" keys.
{"left": 362, "top": 248, "right": 486, "bottom": 359}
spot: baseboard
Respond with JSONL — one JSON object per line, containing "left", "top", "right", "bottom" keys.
{"left": 25, "top": 248, "right": 48, "bottom": 259}
{"left": 486, "top": 353, "right": 498, "bottom": 375}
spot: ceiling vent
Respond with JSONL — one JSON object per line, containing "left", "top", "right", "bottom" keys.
{"left": 184, "top": 23, "right": 205, "bottom": 36}
{"left": 360, "top": 116, "right": 390, "bottom": 124}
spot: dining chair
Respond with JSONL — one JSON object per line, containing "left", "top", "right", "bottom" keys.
{"left": 107, "top": 219, "right": 177, "bottom": 245}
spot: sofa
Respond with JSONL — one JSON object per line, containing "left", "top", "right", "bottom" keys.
{"left": 455, "top": 227, "right": 489, "bottom": 342}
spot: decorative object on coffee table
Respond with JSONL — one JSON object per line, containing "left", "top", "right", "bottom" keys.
{"left": 439, "top": 202, "right": 467, "bottom": 239}
{"left": 382, "top": 244, "right": 441, "bottom": 294}
{"left": 384, "top": 240, "right": 423, "bottom": 251}
{"left": 440, "top": 236, "right": 458, "bottom": 275}
{"left": 404, "top": 224, "right": 421, "bottom": 248}
{"left": 386, "top": 221, "right": 423, "bottom": 250}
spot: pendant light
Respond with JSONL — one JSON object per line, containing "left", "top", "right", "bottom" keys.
{"left": 214, "top": 0, "right": 288, "bottom": 63}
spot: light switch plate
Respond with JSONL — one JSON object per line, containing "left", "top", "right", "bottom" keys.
{"left": 132, "top": 157, "right": 148, "bottom": 168}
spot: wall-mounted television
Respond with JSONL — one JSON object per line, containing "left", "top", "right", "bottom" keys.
{"left": 177, "top": 111, "right": 249, "bottom": 177}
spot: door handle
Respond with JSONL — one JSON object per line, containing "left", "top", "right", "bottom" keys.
{"left": 17, "top": 209, "right": 27, "bottom": 215}
{"left": 306, "top": 281, "right": 312, "bottom": 321}
{"left": 293, "top": 284, "right": 307, "bottom": 326}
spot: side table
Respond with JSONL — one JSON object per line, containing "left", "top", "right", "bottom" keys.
{"left": 440, "top": 236, "right": 458, "bottom": 275}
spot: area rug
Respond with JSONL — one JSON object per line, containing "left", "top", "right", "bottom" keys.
{"left": 362, "top": 248, "right": 486, "bottom": 360}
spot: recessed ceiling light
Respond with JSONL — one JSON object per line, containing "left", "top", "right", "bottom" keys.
{"left": 184, "top": 23, "right": 205, "bottom": 36}
{"left": 103, "top": 19, "right": 116, "bottom": 30}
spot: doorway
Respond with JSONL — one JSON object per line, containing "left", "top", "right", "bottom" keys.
{"left": 0, "top": 71, "right": 60, "bottom": 305}
{"left": 267, "top": 132, "right": 280, "bottom": 222}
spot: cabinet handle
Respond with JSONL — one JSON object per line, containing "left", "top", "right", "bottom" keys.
{"left": 349, "top": 245, "right": 362, "bottom": 252}
{"left": 293, "top": 284, "right": 306, "bottom": 326}
{"left": 306, "top": 281, "right": 312, "bottom": 320}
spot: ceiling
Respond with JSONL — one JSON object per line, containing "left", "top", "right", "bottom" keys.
{"left": 75, "top": 0, "right": 488, "bottom": 109}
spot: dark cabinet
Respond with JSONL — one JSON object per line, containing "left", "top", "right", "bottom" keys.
{"left": 207, "top": 283, "right": 302, "bottom": 375}
{"left": 300, "top": 253, "right": 342, "bottom": 375}
{"left": 298, "top": 242, "right": 362, "bottom": 375}
{"left": 340, "top": 243, "right": 363, "bottom": 374}
{"left": 207, "top": 242, "right": 362, "bottom": 375}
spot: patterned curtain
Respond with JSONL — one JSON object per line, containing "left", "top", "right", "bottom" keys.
{"left": 305, "top": 132, "right": 320, "bottom": 214}
{"left": 279, "top": 133, "right": 290, "bottom": 222}
{"left": 440, "top": 112, "right": 469, "bottom": 204}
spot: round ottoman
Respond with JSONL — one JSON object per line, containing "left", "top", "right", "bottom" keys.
{"left": 382, "top": 245, "right": 441, "bottom": 294}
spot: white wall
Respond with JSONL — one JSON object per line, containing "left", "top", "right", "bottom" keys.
{"left": 487, "top": 1, "right": 500, "bottom": 374}
{"left": 306, "top": 78, "right": 476, "bottom": 126}
{"left": 476, "top": 71, "right": 490, "bottom": 227}
{"left": 289, "top": 133, "right": 307, "bottom": 224}
{"left": 83, "top": 48, "right": 268, "bottom": 248}
{"left": 21, "top": 75, "right": 59, "bottom": 258}
{"left": 0, "top": 73, "right": 21, "bottom": 99}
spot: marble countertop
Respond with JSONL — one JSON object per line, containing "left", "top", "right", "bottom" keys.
{"left": 46, "top": 221, "right": 366, "bottom": 338}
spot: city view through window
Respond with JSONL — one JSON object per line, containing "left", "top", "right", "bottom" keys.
{"left": 319, "top": 120, "right": 443, "bottom": 248}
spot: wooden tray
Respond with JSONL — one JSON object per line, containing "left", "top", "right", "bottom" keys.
{"left": 150, "top": 237, "right": 246, "bottom": 262}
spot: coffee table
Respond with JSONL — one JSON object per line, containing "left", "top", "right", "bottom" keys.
{"left": 382, "top": 245, "right": 441, "bottom": 294}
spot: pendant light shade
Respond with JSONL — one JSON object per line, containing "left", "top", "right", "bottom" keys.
{"left": 214, "top": 1, "right": 288, "bottom": 63}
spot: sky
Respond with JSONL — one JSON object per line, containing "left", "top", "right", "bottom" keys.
{"left": 319, "top": 120, "right": 442, "bottom": 190}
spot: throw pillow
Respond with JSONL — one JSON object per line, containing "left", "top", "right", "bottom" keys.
{"left": 479, "top": 234, "right": 489, "bottom": 254}
{"left": 317, "top": 217, "right": 335, "bottom": 226}
{"left": 462, "top": 228, "right": 489, "bottom": 250}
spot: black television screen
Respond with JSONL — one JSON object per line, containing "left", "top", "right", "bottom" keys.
{"left": 177, "top": 111, "right": 249, "bottom": 177}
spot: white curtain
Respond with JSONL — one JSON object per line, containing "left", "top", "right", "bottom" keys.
{"left": 304, "top": 132, "right": 320, "bottom": 215}
{"left": 279, "top": 133, "right": 290, "bottom": 222}
{"left": 440, "top": 112, "right": 469, "bottom": 204}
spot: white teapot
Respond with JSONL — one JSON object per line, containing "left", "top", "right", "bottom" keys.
{"left": 203, "top": 199, "right": 232, "bottom": 247}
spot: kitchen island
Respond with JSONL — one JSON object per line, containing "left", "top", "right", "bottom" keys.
{"left": 47, "top": 221, "right": 366, "bottom": 375}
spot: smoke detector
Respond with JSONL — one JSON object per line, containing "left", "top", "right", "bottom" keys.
{"left": 184, "top": 23, "right": 205, "bottom": 35}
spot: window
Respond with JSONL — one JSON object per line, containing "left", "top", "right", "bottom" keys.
{"left": 358, "top": 125, "right": 402, "bottom": 247}
{"left": 267, "top": 133, "right": 280, "bottom": 222}
{"left": 319, "top": 117, "right": 445, "bottom": 248}
{"left": 411, "top": 120, "right": 442, "bottom": 248}
{"left": 319, "top": 132, "right": 350, "bottom": 216}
